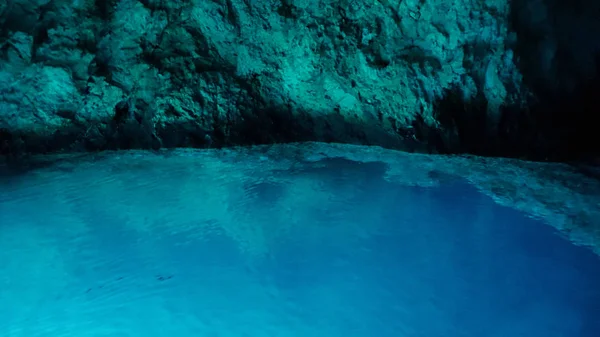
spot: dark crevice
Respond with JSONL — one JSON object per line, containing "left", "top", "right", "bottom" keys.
{"left": 507, "top": 0, "right": 600, "bottom": 161}
{"left": 432, "top": 86, "right": 490, "bottom": 155}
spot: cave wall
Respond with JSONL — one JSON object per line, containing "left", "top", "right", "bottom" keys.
{"left": 508, "top": 0, "right": 600, "bottom": 161}
{"left": 0, "top": 0, "right": 597, "bottom": 161}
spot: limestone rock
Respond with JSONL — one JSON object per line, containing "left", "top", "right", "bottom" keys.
{"left": 0, "top": 0, "right": 598, "bottom": 160}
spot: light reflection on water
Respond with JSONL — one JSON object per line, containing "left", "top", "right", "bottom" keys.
{"left": 0, "top": 153, "right": 599, "bottom": 337}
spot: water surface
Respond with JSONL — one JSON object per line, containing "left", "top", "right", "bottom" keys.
{"left": 0, "top": 154, "right": 599, "bottom": 337}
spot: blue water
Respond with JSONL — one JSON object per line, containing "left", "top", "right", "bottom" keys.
{"left": 0, "top": 155, "right": 599, "bottom": 336}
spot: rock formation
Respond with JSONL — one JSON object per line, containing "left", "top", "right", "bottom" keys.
{"left": 0, "top": 0, "right": 598, "bottom": 161}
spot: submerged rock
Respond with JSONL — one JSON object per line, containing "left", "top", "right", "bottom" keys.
{"left": 2, "top": 142, "right": 599, "bottom": 255}
{"left": 0, "top": 0, "right": 598, "bottom": 160}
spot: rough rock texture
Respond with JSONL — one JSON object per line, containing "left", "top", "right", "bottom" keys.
{"left": 3, "top": 142, "right": 600, "bottom": 255}
{"left": 0, "top": 0, "right": 598, "bottom": 161}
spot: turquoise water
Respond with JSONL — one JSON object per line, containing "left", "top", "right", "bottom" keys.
{"left": 0, "top": 154, "right": 599, "bottom": 336}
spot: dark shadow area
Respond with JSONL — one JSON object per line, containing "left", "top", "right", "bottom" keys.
{"left": 422, "top": 0, "right": 600, "bottom": 163}
{"left": 507, "top": 0, "right": 600, "bottom": 161}
{"left": 0, "top": 102, "right": 425, "bottom": 167}
{"left": 430, "top": 71, "right": 600, "bottom": 163}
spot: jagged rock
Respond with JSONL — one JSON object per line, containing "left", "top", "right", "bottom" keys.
{"left": 0, "top": 0, "right": 598, "bottom": 160}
